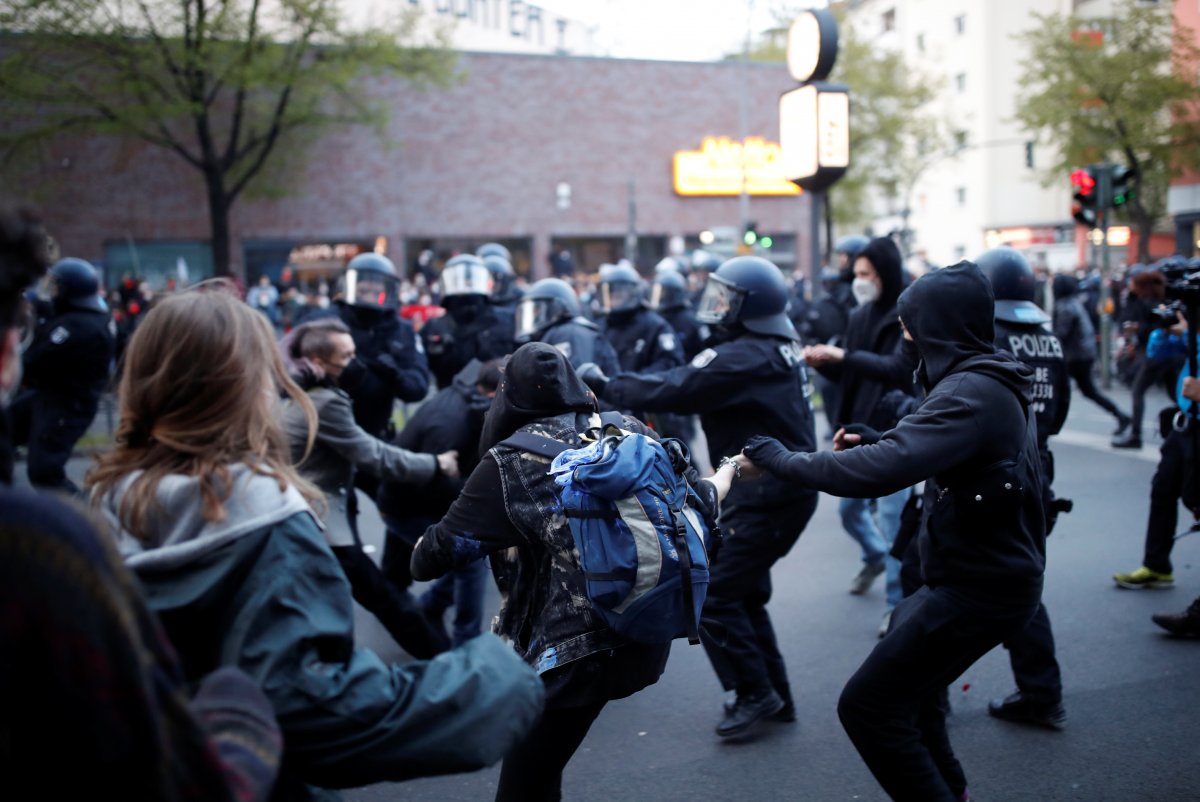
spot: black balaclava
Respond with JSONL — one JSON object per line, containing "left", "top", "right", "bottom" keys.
{"left": 1052, "top": 274, "right": 1079, "bottom": 301}
{"left": 445, "top": 295, "right": 488, "bottom": 326}
{"left": 478, "top": 342, "right": 596, "bottom": 458}
{"left": 859, "top": 237, "right": 906, "bottom": 313}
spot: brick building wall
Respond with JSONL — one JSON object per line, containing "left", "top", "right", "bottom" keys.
{"left": 29, "top": 51, "right": 809, "bottom": 281}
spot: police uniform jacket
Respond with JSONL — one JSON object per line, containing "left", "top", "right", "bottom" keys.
{"left": 994, "top": 318, "right": 1070, "bottom": 448}
{"left": 420, "top": 306, "right": 514, "bottom": 390}
{"left": 600, "top": 308, "right": 685, "bottom": 374}
{"left": 601, "top": 330, "right": 817, "bottom": 510}
{"left": 1052, "top": 294, "right": 1098, "bottom": 363}
{"left": 23, "top": 307, "right": 114, "bottom": 400}
{"left": 540, "top": 317, "right": 621, "bottom": 377}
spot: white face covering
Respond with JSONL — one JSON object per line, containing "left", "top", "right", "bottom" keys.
{"left": 852, "top": 277, "right": 880, "bottom": 305}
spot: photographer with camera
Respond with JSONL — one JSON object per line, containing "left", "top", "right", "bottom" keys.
{"left": 1113, "top": 269, "right": 1181, "bottom": 449}
{"left": 1113, "top": 264, "right": 1200, "bottom": 589}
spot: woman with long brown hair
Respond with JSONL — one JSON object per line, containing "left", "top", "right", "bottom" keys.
{"left": 88, "top": 285, "right": 542, "bottom": 802}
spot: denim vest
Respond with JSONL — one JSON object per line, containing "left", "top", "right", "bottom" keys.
{"left": 488, "top": 412, "right": 624, "bottom": 674}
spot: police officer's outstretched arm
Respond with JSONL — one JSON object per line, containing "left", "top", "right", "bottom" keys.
{"left": 602, "top": 356, "right": 751, "bottom": 416}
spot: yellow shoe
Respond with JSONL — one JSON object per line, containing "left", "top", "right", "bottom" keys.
{"left": 1113, "top": 566, "right": 1174, "bottom": 589}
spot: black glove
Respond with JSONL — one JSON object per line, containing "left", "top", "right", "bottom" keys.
{"left": 576, "top": 362, "right": 609, "bottom": 395}
{"left": 841, "top": 423, "right": 882, "bottom": 447}
{"left": 743, "top": 435, "right": 790, "bottom": 473}
{"left": 367, "top": 352, "right": 401, "bottom": 384}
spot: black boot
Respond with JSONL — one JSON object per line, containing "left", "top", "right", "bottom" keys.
{"left": 715, "top": 689, "right": 784, "bottom": 737}
{"left": 987, "top": 691, "right": 1066, "bottom": 730}
{"left": 1113, "top": 412, "right": 1132, "bottom": 436}
{"left": 1111, "top": 432, "right": 1142, "bottom": 449}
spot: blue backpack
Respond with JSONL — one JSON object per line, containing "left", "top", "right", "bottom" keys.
{"left": 501, "top": 421, "right": 713, "bottom": 645}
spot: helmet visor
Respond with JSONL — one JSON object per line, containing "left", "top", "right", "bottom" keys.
{"left": 695, "top": 276, "right": 744, "bottom": 325}
{"left": 441, "top": 263, "right": 492, "bottom": 298}
{"left": 344, "top": 268, "right": 400, "bottom": 310}
{"left": 600, "top": 281, "right": 641, "bottom": 313}
{"left": 514, "top": 297, "right": 559, "bottom": 341}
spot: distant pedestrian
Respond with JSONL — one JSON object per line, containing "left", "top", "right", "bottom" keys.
{"left": 1053, "top": 273, "right": 1131, "bottom": 434}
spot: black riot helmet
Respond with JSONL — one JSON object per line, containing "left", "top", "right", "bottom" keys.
{"left": 598, "top": 262, "right": 644, "bottom": 314}
{"left": 440, "top": 254, "right": 492, "bottom": 299}
{"left": 476, "top": 242, "right": 512, "bottom": 263}
{"left": 691, "top": 250, "right": 722, "bottom": 274}
{"left": 47, "top": 257, "right": 104, "bottom": 313}
{"left": 834, "top": 234, "right": 871, "bottom": 278}
{"left": 514, "top": 278, "right": 581, "bottom": 343}
{"left": 976, "top": 246, "right": 1049, "bottom": 324}
{"left": 648, "top": 268, "right": 689, "bottom": 312}
{"left": 481, "top": 254, "right": 521, "bottom": 304}
{"left": 342, "top": 252, "right": 401, "bottom": 311}
{"left": 696, "top": 255, "right": 797, "bottom": 339}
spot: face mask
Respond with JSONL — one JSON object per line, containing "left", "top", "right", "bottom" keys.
{"left": 852, "top": 277, "right": 880, "bottom": 306}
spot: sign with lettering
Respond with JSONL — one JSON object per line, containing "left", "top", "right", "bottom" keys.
{"left": 673, "top": 137, "right": 802, "bottom": 197}
{"left": 406, "top": 0, "right": 596, "bottom": 55}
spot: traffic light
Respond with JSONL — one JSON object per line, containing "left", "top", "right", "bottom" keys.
{"left": 1110, "top": 164, "right": 1137, "bottom": 208}
{"left": 743, "top": 221, "right": 759, "bottom": 246}
{"left": 760, "top": 235, "right": 774, "bottom": 249}
{"left": 1070, "top": 167, "right": 1098, "bottom": 229}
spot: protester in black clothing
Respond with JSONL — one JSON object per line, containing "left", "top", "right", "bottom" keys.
{"left": 804, "top": 237, "right": 915, "bottom": 616}
{"left": 379, "top": 358, "right": 502, "bottom": 647}
{"left": 411, "top": 342, "right": 734, "bottom": 802}
{"left": 743, "top": 261, "right": 1046, "bottom": 802}
{"left": 420, "top": 255, "right": 515, "bottom": 390}
{"left": 10, "top": 257, "right": 114, "bottom": 492}
{"left": 580, "top": 255, "right": 819, "bottom": 738}
{"left": 1053, "top": 273, "right": 1131, "bottom": 433}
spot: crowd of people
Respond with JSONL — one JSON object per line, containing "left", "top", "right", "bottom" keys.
{"left": 3, "top": 201, "right": 1200, "bottom": 802}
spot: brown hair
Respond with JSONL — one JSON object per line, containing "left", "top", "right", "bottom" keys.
{"left": 87, "top": 282, "right": 322, "bottom": 542}
{"left": 292, "top": 317, "right": 351, "bottom": 361}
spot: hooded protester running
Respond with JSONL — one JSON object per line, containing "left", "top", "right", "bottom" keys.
{"left": 803, "top": 236, "right": 918, "bottom": 615}
{"left": 742, "top": 261, "right": 1047, "bottom": 802}
{"left": 411, "top": 341, "right": 733, "bottom": 802}
{"left": 87, "top": 287, "right": 542, "bottom": 802}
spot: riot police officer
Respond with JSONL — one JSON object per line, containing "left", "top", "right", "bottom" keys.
{"left": 978, "top": 246, "right": 1072, "bottom": 731}
{"left": 597, "top": 263, "right": 683, "bottom": 372}
{"left": 579, "top": 256, "right": 819, "bottom": 738}
{"left": 421, "top": 255, "right": 515, "bottom": 389}
{"left": 689, "top": 249, "right": 722, "bottom": 306}
{"left": 649, "top": 266, "right": 709, "bottom": 361}
{"left": 513, "top": 277, "right": 620, "bottom": 377}
{"left": 10, "top": 257, "right": 114, "bottom": 492}
{"left": 324, "top": 252, "right": 431, "bottom": 439}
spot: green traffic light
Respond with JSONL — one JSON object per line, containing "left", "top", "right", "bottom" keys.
{"left": 760, "top": 236, "right": 774, "bottom": 249}
{"left": 743, "top": 231, "right": 757, "bottom": 245}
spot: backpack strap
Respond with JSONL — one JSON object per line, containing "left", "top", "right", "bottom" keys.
{"left": 498, "top": 431, "right": 572, "bottom": 459}
{"left": 671, "top": 515, "right": 701, "bottom": 645}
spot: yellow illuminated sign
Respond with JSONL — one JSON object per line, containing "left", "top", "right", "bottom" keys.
{"left": 673, "top": 136, "right": 802, "bottom": 197}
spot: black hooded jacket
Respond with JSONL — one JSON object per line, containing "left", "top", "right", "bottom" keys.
{"left": 817, "top": 237, "right": 912, "bottom": 429}
{"left": 746, "top": 262, "right": 1046, "bottom": 597}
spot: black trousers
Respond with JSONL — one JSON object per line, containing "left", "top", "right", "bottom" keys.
{"left": 1066, "top": 359, "right": 1126, "bottom": 421}
{"left": 1142, "top": 425, "right": 1198, "bottom": 574}
{"left": 494, "top": 699, "right": 606, "bottom": 802}
{"left": 1129, "top": 357, "right": 1180, "bottom": 438}
{"left": 838, "top": 584, "right": 1040, "bottom": 802}
{"left": 700, "top": 494, "right": 817, "bottom": 701}
{"left": 999, "top": 602, "right": 1062, "bottom": 704}
{"left": 8, "top": 390, "right": 96, "bottom": 492}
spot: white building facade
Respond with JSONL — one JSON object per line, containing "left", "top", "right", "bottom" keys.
{"left": 842, "top": 0, "right": 1084, "bottom": 271}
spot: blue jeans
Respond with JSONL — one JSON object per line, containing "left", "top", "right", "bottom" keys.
{"left": 420, "top": 557, "right": 489, "bottom": 648}
{"left": 839, "top": 487, "right": 913, "bottom": 610}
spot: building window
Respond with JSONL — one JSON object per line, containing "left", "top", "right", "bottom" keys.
{"left": 883, "top": 8, "right": 896, "bottom": 32}
{"left": 954, "top": 245, "right": 967, "bottom": 260}
{"left": 954, "top": 14, "right": 966, "bottom": 34}
{"left": 916, "top": 32, "right": 925, "bottom": 51}
{"left": 956, "top": 187, "right": 967, "bottom": 206}
{"left": 955, "top": 73, "right": 967, "bottom": 92}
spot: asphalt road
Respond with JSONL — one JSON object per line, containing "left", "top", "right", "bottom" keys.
{"left": 37, "top": 380, "right": 1200, "bottom": 801}
{"left": 344, "top": 381, "right": 1200, "bottom": 802}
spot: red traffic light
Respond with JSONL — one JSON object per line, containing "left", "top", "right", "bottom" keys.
{"left": 1070, "top": 169, "right": 1096, "bottom": 196}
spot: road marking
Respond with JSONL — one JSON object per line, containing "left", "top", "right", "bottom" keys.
{"left": 1054, "top": 428, "right": 1159, "bottom": 463}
